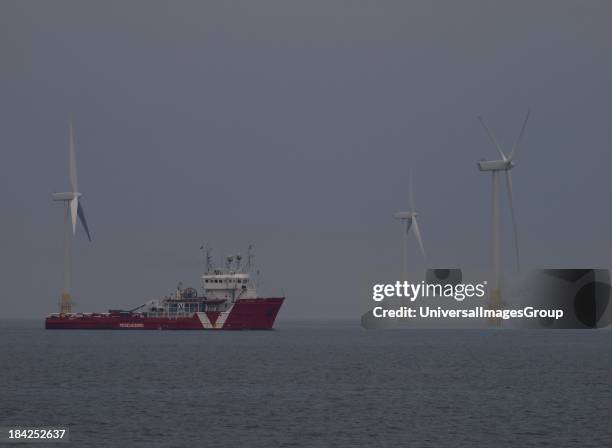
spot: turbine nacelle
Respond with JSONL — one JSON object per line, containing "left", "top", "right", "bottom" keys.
{"left": 477, "top": 159, "right": 515, "bottom": 172}
{"left": 52, "top": 192, "right": 81, "bottom": 201}
{"left": 393, "top": 211, "right": 417, "bottom": 220}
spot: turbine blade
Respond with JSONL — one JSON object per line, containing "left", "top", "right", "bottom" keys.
{"left": 70, "top": 197, "right": 78, "bottom": 235}
{"left": 69, "top": 121, "right": 78, "bottom": 193}
{"left": 77, "top": 201, "right": 92, "bottom": 242}
{"left": 509, "top": 108, "right": 530, "bottom": 161}
{"left": 505, "top": 171, "right": 520, "bottom": 270}
{"left": 478, "top": 115, "right": 507, "bottom": 161}
{"left": 409, "top": 169, "right": 415, "bottom": 211}
{"left": 411, "top": 217, "right": 426, "bottom": 258}
{"left": 405, "top": 217, "right": 413, "bottom": 233}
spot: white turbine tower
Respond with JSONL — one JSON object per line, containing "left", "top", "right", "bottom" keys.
{"left": 477, "top": 109, "right": 530, "bottom": 302}
{"left": 393, "top": 173, "right": 425, "bottom": 280}
{"left": 52, "top": 122, "right": 92, "bottom": 314}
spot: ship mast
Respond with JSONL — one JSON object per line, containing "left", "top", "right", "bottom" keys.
{"left": 246, "top": 243, "right": 255, "bottom": 272}
{"left": 201, "top": 243, "right": 214, "bottom": 274}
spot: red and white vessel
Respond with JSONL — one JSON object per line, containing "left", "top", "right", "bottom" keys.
{"left": 46, "top": 247, "right": 284, "bottom": 330}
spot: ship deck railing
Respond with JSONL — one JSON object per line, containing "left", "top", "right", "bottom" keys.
{"left": 143, "top": 311, "right": 216, "bottom": 319}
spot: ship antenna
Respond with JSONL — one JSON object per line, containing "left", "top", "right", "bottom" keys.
{"left": 246, "top": 242, "right": 255, "bottom": 272}
{"left": 201, "top": 243, "right": 213, "bottom": 273}
{"left": 206, "top": 245, "right": 213, "bottom": 273}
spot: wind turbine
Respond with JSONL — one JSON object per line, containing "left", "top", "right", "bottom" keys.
{"left": 477, "top": 109, "right": 530, "bottom": 299}
{"left": 52, "top": 122, "right": 92, "bottom": 314}
{"left": 393, "top": 173, "right": 425, "bottom": 280}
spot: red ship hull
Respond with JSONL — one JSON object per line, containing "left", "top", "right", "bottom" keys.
{"left": 45, "top": 298, "right": 284, "bottom": 330}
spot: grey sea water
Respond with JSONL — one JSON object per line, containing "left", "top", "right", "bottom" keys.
{"left": 1, "top": 320, "right": 611, "bottom": 447}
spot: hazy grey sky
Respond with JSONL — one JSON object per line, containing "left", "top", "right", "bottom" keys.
{"left": 1, "top": 0, "right": 611, "bottom": 319}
